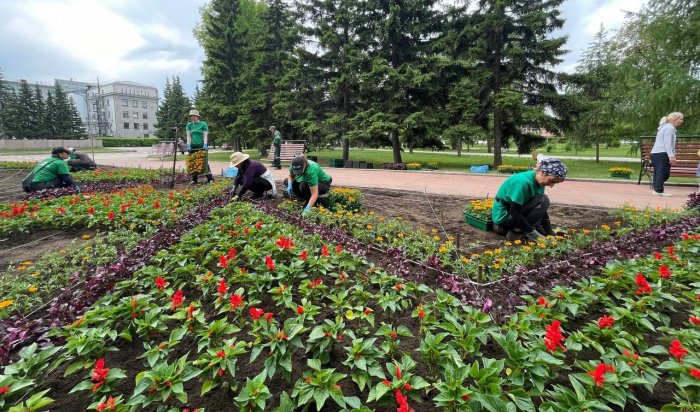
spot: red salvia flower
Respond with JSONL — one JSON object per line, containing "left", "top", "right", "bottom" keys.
{"left": 667, "top": 245, "right": 675, "bottom": 255}
{"left": 321, "top": 245, "right": 329, "bottom": 256}
{"left": 0, "top": 386, "right": 10, "bottom": 395}
{"left": 218, "top": 255, "right": 228, "bottom": 268}
{"left": 336, "top": 244, "right": 342, "bottom": 254}
{"left": 155, "top": 277, "right": 167, "bottom": 290}
{"left": 216, "top": 350, "right": 226, "bottom": 358}
{"left": 653, "top": 251, "right": 663, "bottom": 260}
{"left": 297, "top": 305, "right": 305, "bottom": 315}
{"left": 88, "top": 207, "right": 95, "bottom": 215}
{"left": 395, "top": 365, "right": 402, "bottom": 379}
{"left": 299, "top": 250, "right": 308, "bottom": 261}
{"left": 658, "top": 264, "right": 672, "bottom": 279}
{"left": 690, "top": 316, "right": 700, "bottom": 325}
{"left": 186, "top": 304, "right": 195, "bottom": 321}
{"left": 543, "top": 320, "right": 566, "bottom": 352}
{"left": 669, "top": 340, "right": 688, "bottom": 362}
{"left": 635, "top": 273, "right": 652, "bottom": 295}
{"left": 229, "top": 294, "right": 243, "bottom": 309}
{"left": 91, "top": 358, "right": 110, "bottom": 390}
{"left": 690, "top": 368, "right": 700, "bottom": 379}
{"left": 597, "top": 315, "right": 615, "bottom": 329}
{"left": 276, "top": 236, "right": 295, "bottom": 250}
{"left": 217, "top": 278, "right": 227, "bottom": 296}
{"left": 170, "top": 290, "right": 184, "bottom": 309}
{"left": 249, "top": 307, "right": 264, "bottom": 320}
{"left": 395, "top": 283, "right": 404, "bottom": 291}
{"left": 227, "top": 247, "right": 237, "bottom": 259}
{"left": 243, "top": 227, "right": 250, "bottom": 235}
{"left": 153, "top": 201, "right": 160, "bottom": 209}
{"left": 417, "top": 305, "right": 425, "bottom": 320}
{"left": 265, "top": 256, "right": 275, "bottom": 271}
{"left": 264, "top": 312, "right": 274, "bottom": 322}
{"left": 364, "top": 308, "right": 372, "bottom": 315}
{"left": 107, "top": 211, "right": 115, "bottom": 220}
{"left": 588, "top": 363, "right": 614, "bottom": 387}
{"left": 255, "top": 221, "right": 263, "bottom": 230}
{"left": 96, "top": 396, "right": 116, "bottom": 411}
{"left": 537, "top": 297, "right": 550, "bottom": 308}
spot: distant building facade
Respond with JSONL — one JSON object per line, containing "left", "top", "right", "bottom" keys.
{"left": 3, "top": 78, "right": 159, "bottom": 138}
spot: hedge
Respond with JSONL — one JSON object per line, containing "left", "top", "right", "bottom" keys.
{"left": 100, "top": 138, "right": 161, "bottom": 147}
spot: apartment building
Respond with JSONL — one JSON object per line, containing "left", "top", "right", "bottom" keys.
{"left": 86, "top": 81, "right": 159, "bottom": 138}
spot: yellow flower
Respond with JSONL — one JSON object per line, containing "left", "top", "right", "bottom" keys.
{"left": 522, "top": 246, "right": 532, "bottom": 251}
{"left": 431, "top": 229, "right": 438, "bottom": 233}
{"left": 433, "top": 236, "right": 440, "bottom": 241}
{"left": 514, "top": 240, "right": 522, "bottom": 245}
{"left": 17, "top": 266, "right": 26, "bottom": 271}
{"left": 27, "top": 286, "right": 37, "bottom": 293}
{"left": 504, "top": 242, "right": 512, "bottom": 246}
{"left": 376, "top": 236, "right": 384, "bottom": 242}
{"left": 398, "top": 233, "right": 404, "bottom": 238}
{"left": 438, "top": 246, "right": 447, "bottom": 253}
{"left": 81, "top": 234, "right": 91, "bottom": 240}
{"left": 0, "top": 300, "right": 13, "bottom": 308}
{"left": 22, "top": 261, "right": 32, "bottom": 265}
{"left": 600, "top": 224, "right": 610, "bottom": 231}
{"left": 366, "top": 224, "right": 373, "bottom": 230}
{"left": 31, "top": 272, "right": 40, "bottom": 278}
{"left": 492, "top": 263, "right": 501, "bottom": 269}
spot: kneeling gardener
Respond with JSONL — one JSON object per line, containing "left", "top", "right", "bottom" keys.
{"left": 284, "top": 155, "right": 332, "bottom": 216}
{"left": 492, "top": 158, "right": 567, "bottom": 241}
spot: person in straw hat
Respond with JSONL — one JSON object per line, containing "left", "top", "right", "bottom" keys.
{"left": 229, "top": 152, "right": 277, "bottom": 201}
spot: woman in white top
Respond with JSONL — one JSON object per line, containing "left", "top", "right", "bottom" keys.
{"left": 650, "top": 112, "right": 683, "bottom": 197}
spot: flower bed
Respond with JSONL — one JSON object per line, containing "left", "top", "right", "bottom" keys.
{"left": 405, "top": 162, "right": 422, "bottom": 170}
{"left": 2, "top": 207, "right": 699, "bottom": 410}
{"left": 609, "top": 167, "right": 633, "bottom": 179}
{"left": 426, "top": 162, "right": 439, "bottom": 170}
{"left": 326, "top": 187, "right": 362, "bottom": 211}
{"left": 497, "top": 164, "right": 529, "bottom": 174}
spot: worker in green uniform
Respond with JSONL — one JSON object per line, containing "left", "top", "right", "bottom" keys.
{"left": 25, "top": 147, "right": 78, "bottom": 192}
{"left": 270, "top": 125, "right": 282, "bottom": 170}
{"left": 283, "top": 155, "right": 332, "bottom": 216}
{"left": 492, "top": 158, "right": 568, "bottom": 241}
{"left": 186, "top": 109, "right": 214, "bottom": 184}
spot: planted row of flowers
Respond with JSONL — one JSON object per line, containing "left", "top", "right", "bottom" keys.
{"left": 288, "top": 198, "right": 692, "bottom": 283}
{"left": 2, "top": 198, "right": 699, "bottom": 410}
{"left": 0, "top": 182, "right": 230, "bottom": 236}
{"left": 0, "top": 229, "right": 146, "bottom": 319}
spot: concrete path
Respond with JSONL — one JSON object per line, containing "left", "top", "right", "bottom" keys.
{"left": 2, "top": 150, "right": 696, "bottom": 210}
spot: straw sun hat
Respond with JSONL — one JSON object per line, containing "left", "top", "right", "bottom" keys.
{"left": 229, "top": 152, "right": 250, "bottom": 167}
{"left": 189, "top": 109, "right": 200, "bottom": 117}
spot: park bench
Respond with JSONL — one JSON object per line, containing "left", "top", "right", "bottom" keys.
{"left": 149, "top": 142, "right": 175, "bottom": 159}
{"left": 638, "top": 136, "right": 700, "bottom": 185}
{"left": 267, "top": 140, "right": 306, "bottom": 164}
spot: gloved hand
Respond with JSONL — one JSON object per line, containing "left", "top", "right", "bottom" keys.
{"left": 186, "top": 144, "right": 191, "bottom": 151}
{"left": 526, "top": 230, "right": 543, "bottom": 241}
{"left": 75, "top": 185, "right": 81, "bottom": 193}
{"left": 287, "top": 182, "right": 293, "bottom": 192}
{"left": 301, "top": 204, "right": 312, "bottom": 216}
{"left": 203, "top": 144, "right": 208, "bottom": 150}
{"left": 231, "top": 195, "right": 240, "bottom": 202}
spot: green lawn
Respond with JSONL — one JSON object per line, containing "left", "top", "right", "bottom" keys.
{"left": 0, "top": 147, "right": 137, "bottom": 155}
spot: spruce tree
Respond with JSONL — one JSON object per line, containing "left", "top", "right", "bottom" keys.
{"left": 470, "top": 0, "right": 567, "bottom": 166}
{"left": 16, "top": 81, "right": 36, "bottom": 138}
{"left": 32, "top": 85, "right": 49, "bottom": 137}
{"left": 52, "top": 83, "right": 73, "bottom": 138}
{"left": 155, "top": 76, "right": 190, "bottom": 140}
{"left": 44, "top": 90, "right": 57, "bottom": 137}
{"left": 67, "top": 98, "right": 87, "bottom": 138}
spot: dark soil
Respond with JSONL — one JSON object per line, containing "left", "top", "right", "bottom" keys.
{"left": 0, "top": 229, "right": 94, "bottom": 272}
{"left": 0, "top": 168, "right": 31, "bottom": 203}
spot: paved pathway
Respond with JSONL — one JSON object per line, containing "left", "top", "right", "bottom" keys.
{"left": 3, "top": 150, "right": 697, "bottom": 210}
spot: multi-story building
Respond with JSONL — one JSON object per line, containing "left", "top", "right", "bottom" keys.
{"left": 86, "top": 81, "right": 159, "bottom": 138}
{"left": 3, "top": 78, "right": 159, "bottom": 138}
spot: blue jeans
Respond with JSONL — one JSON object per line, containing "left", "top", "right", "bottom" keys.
{"left": 650, "top": 152, "right": 670, "bottom": 193}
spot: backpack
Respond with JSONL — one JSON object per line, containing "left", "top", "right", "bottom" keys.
{"left": 22, "top": 159, "right": 58, "bottom": 193}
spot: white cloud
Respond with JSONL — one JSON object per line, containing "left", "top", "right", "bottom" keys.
{"left": 583, "top": 0, "right": 645, "bottom": 35}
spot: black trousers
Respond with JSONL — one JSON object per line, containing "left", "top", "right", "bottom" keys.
{"left": 283, "top": 178, "right": 331, "bottom": 204}
{"left": 273, "top": 144, "right": 281, "bottom": 169}
{"left": 70, "top": 164, "right": 97, "bottom": 172}
{"left": 651, "top": 152, "right": 671, "bottom": 193}
{"left": 237, "top": 176, "right": 273, "bottom": 197}
{"left": 29, "top": 179, "right": 69, "bottom": 192}
{"left": 496, "top": 194, "right": 552, "bottom": 235}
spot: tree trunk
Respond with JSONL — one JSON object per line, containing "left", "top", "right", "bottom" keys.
{"left": 391, "top": 129, "right": 402, "bottom": 163}
{"left": 233, "top": 136, "right": 241, "bottom": 152}
{"left": 457, "top": 136, "right": 462, "bottom": 157}
{"left": 493, "top": 107, "right": 503, "bottom": 167}
{"left": 342, "top": 137, "right": 350, "bottom": 161}
{"left": 594, "top": 113, "right": 600, "bottom": 163}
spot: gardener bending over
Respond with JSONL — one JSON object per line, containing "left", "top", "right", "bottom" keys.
{"left": 66, "top": 147, "right": 97, "bottom": 172}
{"left": 492, "top": 158, "right": 568, "bottom": 241}
{"left": 25, "top": 147, "right": 78, "bottom": 192}
{"left": 284, "top": 155, "right": 332, "bottom": 216}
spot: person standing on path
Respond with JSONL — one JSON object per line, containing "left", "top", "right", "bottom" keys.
{"left": 186, "top": 109, "right": 214, "bottom": 184}
{"left": 270, "top": 125, "right": 282, "bottom": 170}
{"left": 284, "top": 155, "right": 332, "bottom": 216}
{"left": 650, "top": 112, "right": 683, "bottom": 197}
{"left": 229, "top": 152, "right": 277, "bottom": 200}
{"left": 492, "top": 158, "right": 568, "bottom": 241}
{"left": 25, "top": 147, "right": 78, "bottom": 192}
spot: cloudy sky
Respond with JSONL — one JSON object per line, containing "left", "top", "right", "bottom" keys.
{"left": 0, "top": 0, "right": 645, "bottom": 98}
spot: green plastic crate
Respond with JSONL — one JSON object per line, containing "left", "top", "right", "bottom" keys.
{"left": 464, "top": 213, "right": 492, "bottom": 231}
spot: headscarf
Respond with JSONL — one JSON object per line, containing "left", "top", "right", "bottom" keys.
{"left": 539, "top": 158, "right": 568, "bottom": 180}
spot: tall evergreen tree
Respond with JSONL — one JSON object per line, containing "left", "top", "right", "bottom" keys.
{"left": 67, "top": 98, "right": 87, "bottom": 138}
{"left": 44, "top": 90, "right": 57, "bottom": 137}
{"left": 0, "top": 70, "right": 9, "bottom": 137}
{"left": 16, "top": 81, "right": 37, "bottom": 138}
{"left": 52, "top": 83, "right": 73, "bottom": 138}
{"left": 470, "top": 0, "right": 567, "bottom": 166}
{"left": 32, "top": 85, "right": 49, "bottom": 137}
{"left": 155, "top": 76, "right": 190, "bottom": 140}
{"left": 352, "top": 0, "right": 443, "bottom": 163}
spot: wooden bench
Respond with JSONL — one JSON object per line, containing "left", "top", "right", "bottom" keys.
{"left": 638, "top": 136, "right": 700, "bottom": 185}
{"left": 149, "top": 142, "right": 175, "bottom": 159}
{"left": 267, "top": 140, "right": 306, "bottom": 163}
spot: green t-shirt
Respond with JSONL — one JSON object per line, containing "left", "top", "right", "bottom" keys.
{"left": 186, "top": 121, "right": 209, "bottom": 145}
{"left": 491, "top": 170, "right": 544, "bottom": 224}
{"left": 273, "top": 130, "right": 281, "bottom": 146}
{"left": 289, "top": 160, "right": 331, "bottom": 187}
{"left": 32, "top": 157, "right": 69, "bottom": 183}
